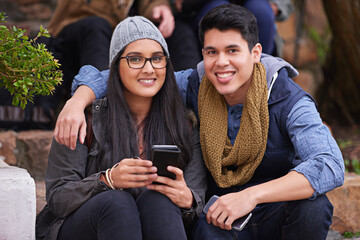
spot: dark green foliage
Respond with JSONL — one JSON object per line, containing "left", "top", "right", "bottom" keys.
{"left": 0, "top": 12, "right": 62, "bottom": 109}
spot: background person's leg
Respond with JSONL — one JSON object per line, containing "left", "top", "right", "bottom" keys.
{"left": 193, "top": 0, "right": 230, "bottom": 36}
{"left": 58, "top": 190, "right": 142, "bottom": 240}
{"left": 136, "top": 190, "right": 187, "bottom": 240}
{"left": 241, "top": 0, "right": 276, "bottom": 54}
{"left": 165, "top": 19, "right": 202, "bottom": 71}
{"left": 59, "top": 16, "right": 112, "bottom": 95}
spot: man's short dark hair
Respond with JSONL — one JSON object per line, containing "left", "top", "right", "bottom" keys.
{"left": 199, "top": 3, "right": 259, "bottom": 51}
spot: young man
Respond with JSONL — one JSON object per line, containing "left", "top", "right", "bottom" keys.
{"left": 54, "top": 4, "right": 344, "bottom": 239}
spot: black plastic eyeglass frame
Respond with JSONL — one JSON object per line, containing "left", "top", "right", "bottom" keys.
{"left": 119, "top": 56, "right": 169, "bottom": 69}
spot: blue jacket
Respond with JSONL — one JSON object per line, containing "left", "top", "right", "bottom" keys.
{"left": 185, "top": 66, "right": 315, "bottom": 197}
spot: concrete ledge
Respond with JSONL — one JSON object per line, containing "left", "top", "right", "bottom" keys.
{"left": 0, "top": 160, "right": 36, "bottom": 240}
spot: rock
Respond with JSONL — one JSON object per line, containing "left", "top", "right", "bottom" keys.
{"left": 293, "top": 66, "right": 324, "bottom": 97}
{"left": 276, "top": 0, "right": 328, "bottom": 67}
{"left": 19, "top": 3, "right": 53, "bottom": 21}
{"left": 304, "top": 0, "right": 328, "bottom": 35}
{"left": 326, "top": 229, "right": 342, "bottom": 240}
{"left": 327, "top": 173, "right": 360, "bottom": 234}
{"left": 0, "top": 161, "right": 36, "bottom": 240}
{"left": 293, "top": 70, "right": 315, "bottom": 95}
{"left": 0, "top": 131, "right": 18, "bottom": 166}
{"left": 16, "top": 130, "right": 53, "bottom": 180}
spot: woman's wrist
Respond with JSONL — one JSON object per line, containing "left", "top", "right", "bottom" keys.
{"left": 182, "top": 188, "right": 194, "bottom": 209}
{"left": 99, "top": 172, "right": 110, "bottom": 188}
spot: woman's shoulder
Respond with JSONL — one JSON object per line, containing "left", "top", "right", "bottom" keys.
{"left": 92, "top": 97, "right": 108, "bottom": 112}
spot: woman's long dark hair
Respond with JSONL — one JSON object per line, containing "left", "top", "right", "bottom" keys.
{"left": 97, "top": 48, "right": 192, "bottom": 171}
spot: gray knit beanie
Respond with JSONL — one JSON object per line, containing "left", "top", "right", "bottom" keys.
{"left": 109, "top": 16, "right": 169, "bottom": 67}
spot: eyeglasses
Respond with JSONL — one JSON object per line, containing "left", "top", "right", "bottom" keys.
{"left": 120, "top": 55, "right": 169, "bottom": 69}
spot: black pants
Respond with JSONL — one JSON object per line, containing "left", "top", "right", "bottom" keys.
{"left": 166, "top": 19, "right": 202, "bottom": 71}
{"left": 38, "top": 16, "right": 112, "bottom": 107}
{"left": 58, "top": 190, "right": 187, "bottom": 240}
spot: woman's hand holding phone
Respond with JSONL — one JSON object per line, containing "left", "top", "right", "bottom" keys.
{"left": 147, "top": 166, "right": 193, "bottom": 209}
{"left": 109, "top": 158, "right": 158, "bottom": 189}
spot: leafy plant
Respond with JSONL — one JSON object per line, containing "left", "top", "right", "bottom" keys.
{"left": 0, "top": 12, "right": 62, "bottom": 109}
{"left": 337, "top": 139, "right": 354, "bottom": 150}
{"left": 344, "top": 158, "right": 360, "bottom": 175}
{"left": 307, "top": 26, "right": 330, "bottom": 64}
{"left": 343, "top": 231, "right": 360, "bottom": 238}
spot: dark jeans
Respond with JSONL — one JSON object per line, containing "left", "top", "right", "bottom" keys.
{"left": 166, "top": 19, "right": 202, "bottom": 71}
{"left": 58, "top": 190, "right": 187, "bottom": 240}
{"left": 39, "top": 16, "right": 112, "bottom": 104}
{"left": 240, "top": 0, "right": 275, "bottom": 55}
{"left": 193, "top": 0, "right": 276, "bottom": 55}
{"left": 193, "top": 195, "right": 333, "bottom": 240}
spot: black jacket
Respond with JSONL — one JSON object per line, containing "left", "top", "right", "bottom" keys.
{"left": 36, "top": 98, "right": 207, "bottom": 239}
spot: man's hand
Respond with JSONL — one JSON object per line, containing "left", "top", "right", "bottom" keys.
{"left": 147, "top": 166, "right": 193, "bottom": 209}
{"left": 54, "top": 98, "right": 87, "bottom": 150}
{"left": 152, "top": 4, "right": 175, "bottom": 38}
{"left": 270, "top": 3, "right": 279, "bottom": 16}
{"left": 54, "top": 85, "right": 95, "bottom": 150}
{"left": 206, "top": 189, "right": 257, "bottom": 230}
{"left": 174, "top": 0, "right": 184, "bottom": 12}
{"left": 206, "top": 171, "right": 315, "bottom": 230}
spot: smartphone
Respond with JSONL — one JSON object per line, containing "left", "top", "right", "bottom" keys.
{"left": 203, "top": 195, "right": 252, "bottom": 231}
{"left": 150, "top": 145, "right": 181, "bottom": 180}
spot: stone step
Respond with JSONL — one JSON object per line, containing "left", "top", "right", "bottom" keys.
{"left": 0, "top": 161, "right": 36, "bottom": 240}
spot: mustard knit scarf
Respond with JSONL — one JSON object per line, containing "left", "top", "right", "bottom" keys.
{"left": 198, "top": 62, "right": 269, "bottom": 188}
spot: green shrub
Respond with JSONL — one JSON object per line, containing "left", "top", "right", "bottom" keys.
{"left": 0, "top": 12, "right": 62, "bottom": 109}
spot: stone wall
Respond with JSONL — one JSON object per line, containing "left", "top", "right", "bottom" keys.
{"left": 0, "top": 130, "right": 52, "bottom": 180}
{"left": 1, "top": 0, "right": 56, "bottom": 37}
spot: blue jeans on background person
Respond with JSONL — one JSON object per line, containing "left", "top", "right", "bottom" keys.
{"left": 58, "top": 189, "right": 187, "bottom": 240}
{"left": 193, "top": 0, "right": 276, "bottom": 55}
{"left": 240, "top": 0, "right": 276, "bottom": 55}
{"left": 193, "top": 195, "right": 333, "bottom": 240}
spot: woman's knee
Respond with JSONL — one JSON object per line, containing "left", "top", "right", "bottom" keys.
{"left": 137, "top": 189, "right": 179, "bottom": 212}
{"left": 93, "top": 190, "right": 139, "bottom": 218}
{"left": 137, "top": 190, "right": 186, "bottom": 240}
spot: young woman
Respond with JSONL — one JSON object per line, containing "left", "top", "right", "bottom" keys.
{"left": 36, "top": 16, "right": 207, "bottom": 240}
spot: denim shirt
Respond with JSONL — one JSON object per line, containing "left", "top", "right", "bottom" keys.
{"left": 72, "top": 60, "right": 344, "bottom": 199}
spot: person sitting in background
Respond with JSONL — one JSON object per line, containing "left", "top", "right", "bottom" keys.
{"left": 35, "top": 16, "right": 206, "bottom": 240}
{"left": 172, "top": 0, "right": 293, "bottom": 56}
{"left": 40, "top": 0, "right": 175, "bottom": 103}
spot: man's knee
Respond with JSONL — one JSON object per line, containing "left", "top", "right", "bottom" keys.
{"left": 193, "top": 214, "right": 237, "bottom": 240}
{"left": 287, "top": 195, "right": 333, "bottom": 229}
